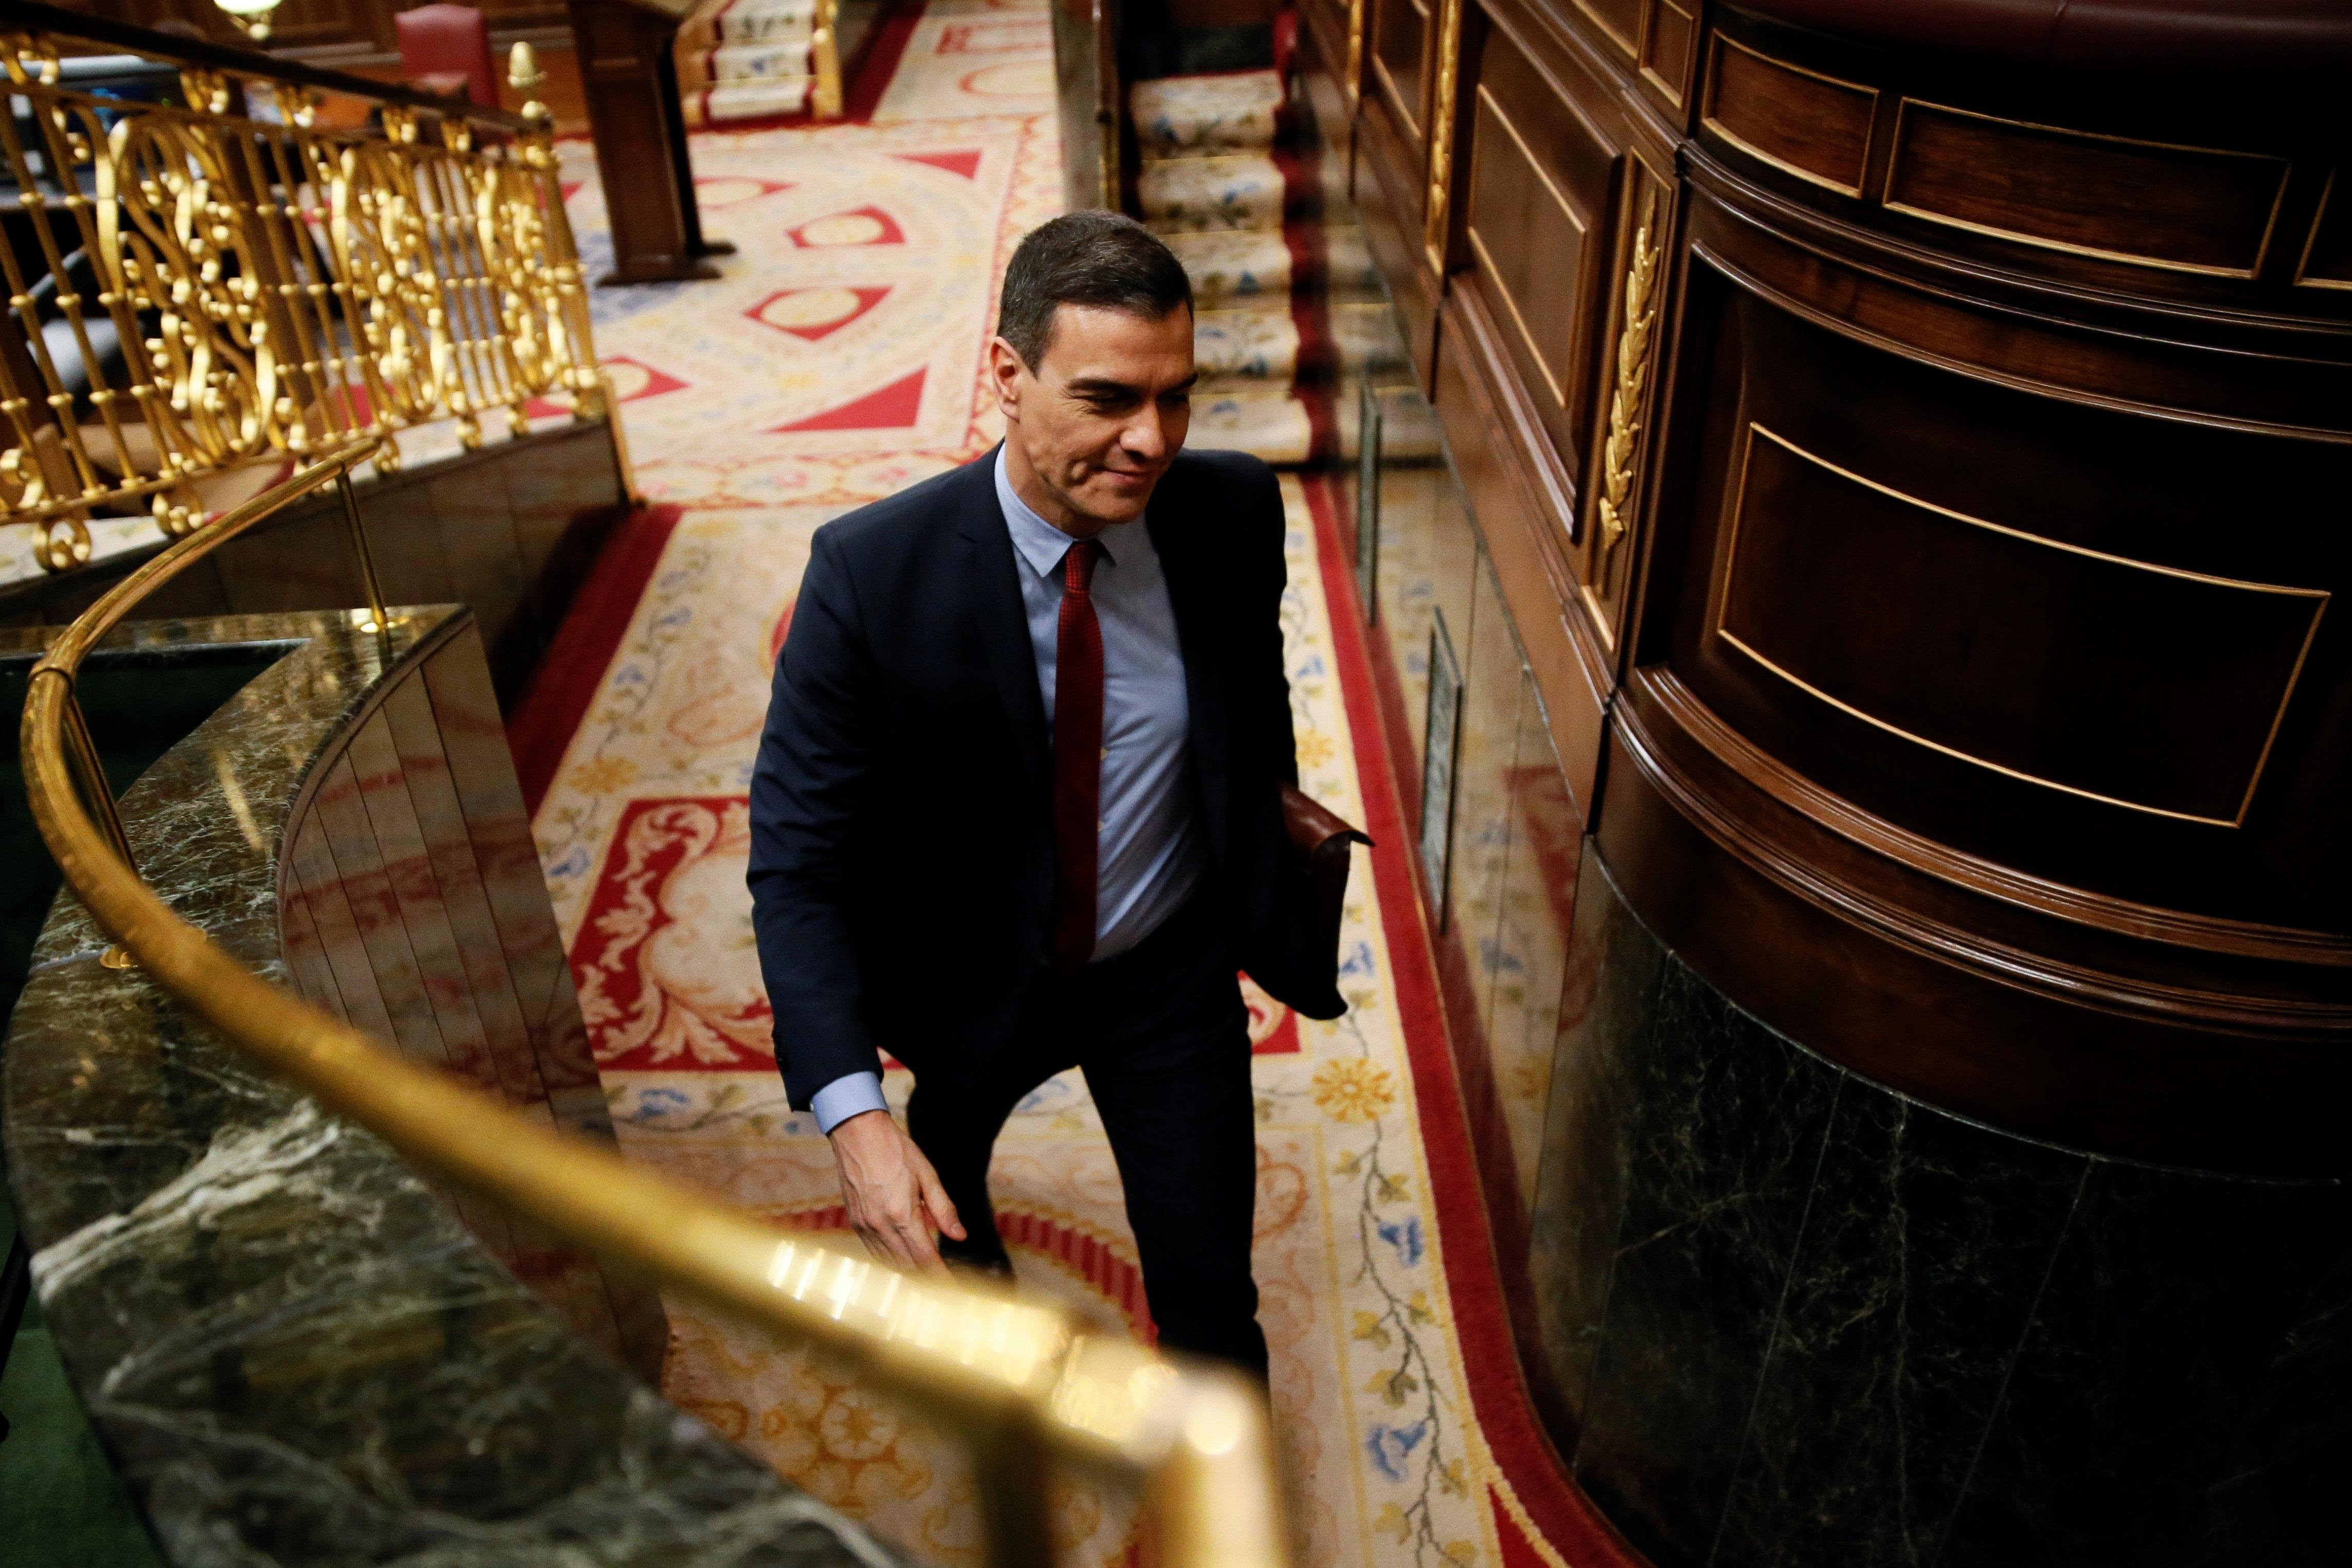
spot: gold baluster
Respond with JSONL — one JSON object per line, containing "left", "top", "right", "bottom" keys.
{"left": 812, "top": 0, "right": 844, "bottom": 119}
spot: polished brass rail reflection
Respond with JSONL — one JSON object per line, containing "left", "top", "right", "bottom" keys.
{"left": 18, "top": 447, "right": 1293, "bottom": 1568}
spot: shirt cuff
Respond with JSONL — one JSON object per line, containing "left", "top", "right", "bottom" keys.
{"left": 810, "top": 1071, "right": 889, "bottom": 1135}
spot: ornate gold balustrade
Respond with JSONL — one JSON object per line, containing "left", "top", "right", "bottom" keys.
{"left": 0, "top": 5, "right": 609, "bottom": 575}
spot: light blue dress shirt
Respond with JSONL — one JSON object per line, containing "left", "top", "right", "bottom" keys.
{"left": 809, "top": 449, "right": 1206, "bottom": 1134}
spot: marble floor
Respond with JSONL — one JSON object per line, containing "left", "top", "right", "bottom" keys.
{"left": 527, "top": 7, "right": 1596, "bottom": 1563}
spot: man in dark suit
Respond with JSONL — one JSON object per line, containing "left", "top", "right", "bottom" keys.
{"left": 746, "top": 211, "right": 1339, "bottom": 1377}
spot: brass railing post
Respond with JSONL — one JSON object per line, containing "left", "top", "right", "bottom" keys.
{"left": 32, "top": 666, "right": 140, "bottom": 969}
{"left": 973, "top": 1420, "right": 1055, "bottom": 1565}
{"left": 335, "top": 468, "right": 388, "bottom": 633}
{"left": 812, "top": 0, "right": 844, "bottom": 119}
{"left": 1152, "top": 1373, "right": 1292, "bottom": 1568}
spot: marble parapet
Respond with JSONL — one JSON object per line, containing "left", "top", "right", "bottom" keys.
{"left": 4, "top": 606, "right": 900, "bottom": 1567}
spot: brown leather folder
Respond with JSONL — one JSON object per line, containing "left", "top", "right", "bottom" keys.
{"left": 1281, "top": 784, "right": 1373, "bottom": 1006}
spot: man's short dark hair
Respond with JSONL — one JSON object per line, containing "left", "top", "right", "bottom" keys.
{"left": 996, "top": 211, "right": 1193, "bottom": 370}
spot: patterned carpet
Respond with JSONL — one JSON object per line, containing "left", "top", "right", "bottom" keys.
{"left": 528, "top": 6, "right": 1622, "bottom": 1564}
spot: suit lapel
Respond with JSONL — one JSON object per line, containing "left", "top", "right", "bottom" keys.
{"left": 1148, "top": 468, "right": 1233, "bottom": 865}
{"left": 956, "top": 451, "right": 1051, "bottom": 799}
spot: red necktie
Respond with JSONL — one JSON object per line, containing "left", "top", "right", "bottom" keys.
{"left": 1050, "top": 539, "right": 1104, "bottom": 972}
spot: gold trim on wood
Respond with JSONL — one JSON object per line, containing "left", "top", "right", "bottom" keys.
{"left": 1592, "top": 190, "right": 1661, "bottom": 572}
{"left": 1421, "top": 0, "right": 1465, "bottom": 272}
{"left": 1568, "top": 0, "right": 1635, "bottom": 58}
{"left": 1880, "top": 98, "right": 2292, "bottom": 280}
{"left": 1716, "top": 424, "right": 2331, "bottom": 828}
{"left": 1577, "top": 579, "right": 1617, "bottom": 653}
{"left": 1699, "top": 32, "right": 1876, "bottom": 199}
{"left": 1465, "top": 83, "right": 1587, "bottom": 411}
{"left": 2292, "top": 169, "right": 2351, "bottom": 291}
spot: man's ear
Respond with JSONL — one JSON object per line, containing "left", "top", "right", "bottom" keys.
{"left": 987, "top": 336, "right": 1025, "bottom": 421}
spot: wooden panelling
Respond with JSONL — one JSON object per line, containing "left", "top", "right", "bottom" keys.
{"left": 1354, "top": 94, "right": 1441, "bottom": 381}
{"left": 1462, "top": 23, "right": 1614, "bottom": 473}
{"left": 1717, "top": 424, "right": 2328, "bottom": 827}
{"left": 1467, "top": 84, "right": 1589, "bottom": 408}
{"left": 1558, "top": 0, "right": 1699, "bottom": 111}
{"left": 1883, "top": 100, "right": 2292, "bottom": 278}
{"left": 1702, "top": 33, "right": 1875, "bottom": 197}
{"left": 1678, "top": 164, "right": 2352, "bottom": 436}
{"left": 1372, "top": 0, "right": 1431, "bottom": 142}
{"left": 1568, "top": 0, "right": 1641, "bottom": 57}
{"left": 1651, "top": 266, "right": 2352, "bottom": 925}
{"left": 1637, "top": 0, "right": 1695, "bottom": 108}
{"left": 2297, "top": 171, "right": 2352, "bottom": 289}
{"left": 87, "top": 0, "right": 570, "bottom": 59}
{"left": 253, "top": 0, "right": 384, "bottom": 51}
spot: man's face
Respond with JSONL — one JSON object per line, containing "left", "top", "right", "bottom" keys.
{"left": 991, "top": 302, "right": 1196, "bottom": 533}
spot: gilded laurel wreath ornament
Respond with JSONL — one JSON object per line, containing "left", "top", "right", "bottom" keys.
{"left": 1594, "top": 195, "right": 1663, "bottom": 570}
{"left": 1422, "top": 0, "right": 1466, "bottom": 270}
{"left": 0, "top": 28, "right": 604, "bottom": 572}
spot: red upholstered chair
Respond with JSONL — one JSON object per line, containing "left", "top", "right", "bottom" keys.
{"left": 396, "top": 4, "right": 501, "bottom": 110}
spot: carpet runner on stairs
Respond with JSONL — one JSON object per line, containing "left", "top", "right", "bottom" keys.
{"left": 676, "top": 0, "right": 819, "bottom": 125}
{"left": 1129, "top": 64, "right": 1418, "bottom": 467}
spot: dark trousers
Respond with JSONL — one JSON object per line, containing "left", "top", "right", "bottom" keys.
{"left": 904, "top": 895, "right": 1267, "bottom": 1379}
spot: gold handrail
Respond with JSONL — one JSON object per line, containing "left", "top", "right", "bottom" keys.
{"left": 18, "top": 447, "right": 1293, "bottom": 1568}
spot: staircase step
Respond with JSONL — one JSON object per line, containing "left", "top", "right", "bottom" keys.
{"left": 678, "top": 0, "right": 816, "bottom": 47}
{"left": 683, "top": 74, "right": 813, "bottom": 125}
{"left": 1139, "top": 154, "right": 1289, "bottom": 232}
{"left": 1196, "top": 307, "right": 1300, "bottom": 382}
{"left": 1130, "top": 70, "right": 1285, "bottom": 160}
{"left": 1192, "top": 388, "right": 1316, "bottom": 466}
{"left": 678, "top": 38, "right": 813, "bottom": 93}
{"left": 1166, "top": 229, "right": 1290, "bottom": 303}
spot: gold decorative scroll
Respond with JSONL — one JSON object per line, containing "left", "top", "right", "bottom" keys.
{"left": 1421, "top": 0, "right": 1466, "bottom": 270}
{"left": 1594, "top": 191, "right": 1662, "bottom": 571}
{"left": 0, "top": 28, "right": 605, "bottom": 573}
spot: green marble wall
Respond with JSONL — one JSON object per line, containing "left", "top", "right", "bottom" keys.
{"left": 3, "top": 644, "right": 282, "bottom": 1568}
{"left": 1, "top": 645, "right": 288, "bottom": 1051}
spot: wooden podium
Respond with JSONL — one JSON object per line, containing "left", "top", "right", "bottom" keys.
{"left": 565, "top": 0, "right": 732, "bottom": 283}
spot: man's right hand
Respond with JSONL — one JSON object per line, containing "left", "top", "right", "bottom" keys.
{"left": 827, "top": 1109, "right": 966, "bottom": 1275}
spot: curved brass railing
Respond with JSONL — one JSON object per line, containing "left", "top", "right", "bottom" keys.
{"left": 19, "top": 446, "right": 1291, "bottom": 1568}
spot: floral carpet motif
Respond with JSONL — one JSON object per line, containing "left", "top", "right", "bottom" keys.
{"left": 530, "top": 6, "right": 1606, "bottom": 1564}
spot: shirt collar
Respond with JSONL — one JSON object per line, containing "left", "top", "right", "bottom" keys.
{"left": 994, "top": 446, "right": 1127, "bottom": 578}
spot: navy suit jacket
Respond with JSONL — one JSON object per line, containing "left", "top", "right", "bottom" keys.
{"left": 747, "top": 445, "right": 1339, "bottom": 1110}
